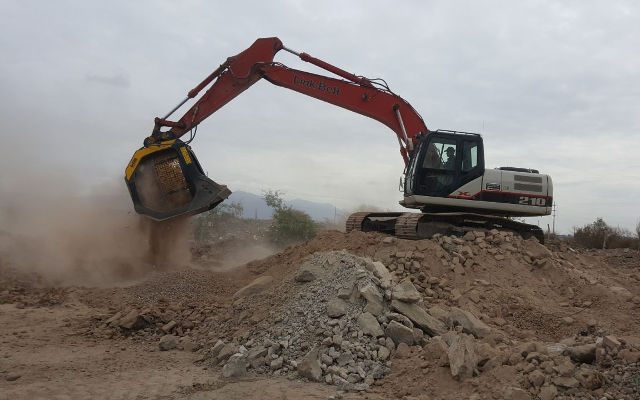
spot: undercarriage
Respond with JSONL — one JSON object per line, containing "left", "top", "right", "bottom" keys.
{"left": 345, "top": 211, "right": 545, "bottom": 243}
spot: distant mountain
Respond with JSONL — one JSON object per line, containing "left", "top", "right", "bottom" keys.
{"left": 227, "top": 191, "right": 346, "bottom": 222}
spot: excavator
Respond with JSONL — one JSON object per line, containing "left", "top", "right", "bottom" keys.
{"left": 125, "top": 37, "right": 553, "bottom": 242}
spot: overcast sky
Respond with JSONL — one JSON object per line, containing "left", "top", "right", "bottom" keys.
{"left": 1, "top": 0, "right": 639, "bottom": 234}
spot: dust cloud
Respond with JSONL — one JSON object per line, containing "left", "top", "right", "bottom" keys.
{"left": 0, "top": 177, "right": 193, "bottom": 287}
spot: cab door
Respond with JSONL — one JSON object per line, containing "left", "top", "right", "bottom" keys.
{"left": 412, "top": 135, "right": 459, "bottom": 197}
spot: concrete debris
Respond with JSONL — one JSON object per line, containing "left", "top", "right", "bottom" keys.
{"left": 390, "top": 300, "right": 446, "bottom": 336}
{"left": 297, "top": 348, "right": 323, "bottom": 381}
{"left": 385, "top": 320, "right": 414, "bottom": 346}
{"left": 326, "top": 298, "right": 348, "bottom": 318}
{"left": 222, "top": 353, "right": 247, "bottom": 378}
{"left": 392, "top": 279, "right": 421, "bottom": 303}
{"left": 447, "top": 307, "right": 491, "bottom": 338}
{"left": 447, "top": 333, "right": 477, "bottom": 380}
{"left": 357, "top": 312, "right": 384, "bottom": 337}
{"left": 158, "top": 334, "right": 178, "bottom": 351}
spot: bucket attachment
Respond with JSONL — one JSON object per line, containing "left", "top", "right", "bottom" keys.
{"left": 125, "top": 139, "right": 231, "bottom": 221}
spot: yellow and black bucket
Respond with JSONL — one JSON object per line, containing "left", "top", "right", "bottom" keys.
{"left": 125, "top": 139, "right": 231, "bottom": 220}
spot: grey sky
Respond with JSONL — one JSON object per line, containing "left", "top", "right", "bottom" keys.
{"left": 1, "top": 0, "right": 639, "bottom": 234}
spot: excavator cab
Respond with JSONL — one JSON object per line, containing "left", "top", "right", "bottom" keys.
{"left": 124, "top": 139, "right": 231, "bottom": 221}
{"left": 405, "top": 130, "right": 485, "bottom": 200}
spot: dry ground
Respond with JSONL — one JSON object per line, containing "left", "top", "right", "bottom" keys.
{"left": 1, "top": 229, "right": 639, "bottom": 400}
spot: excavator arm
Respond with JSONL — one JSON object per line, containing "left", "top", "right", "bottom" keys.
{"left": 147, "top": 37, "right": 428, "bottom": 164}
{"left": 126, "top": 37, "right": 429, "bottom": 221}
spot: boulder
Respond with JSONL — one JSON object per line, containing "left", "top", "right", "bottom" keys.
{"left": 423, "top": 336, "right": 449, "bottom": 366}
{"left": 391, "top": 300, "right": 446, "bottom": 336}
{"left": 448, "top": 307, "right": 491, "bottom": 338}
{"left": 233, "top": 276, "right": 274, "bottom": 299}
{"left": 538, "top": 385, "right": 558, "bottom": 400}
{"left": 297, "top": 348, "right": 323, "bottom": 382}
{"left": 359, "top": 281, "right": 384, "bottom": 316}
{"left": 295, "top": 267, "right": 317, "bottom": 282}
{"left": 386, "top": 312, "right": 413, "bottom": 328}
{"left": 377, "top": 346, "right": 390, "bottom": 360}
{"left": 161, "top": 320, "right": 177, "bottom": 333}
{"left": 523, "top": 237, "right": 552, "bottom": 260}
{"left": 366, "top": 261, "right": 392, "bottom": 289}
{"left": 216, "top": 343, "right": 237, "bottom": 363}
{"left": 394, "top": 342, "right": 411, "bottom": 358}
{"left": 326, "top": 298, "right": 348, "bottom": 318}
{"left": 357, "top": 312, "right": 384, "bottom": 337}
{"left": 158, "top": 334, "right": 178, "bottom": 351}
{"left": 385, "top": 320, "right": 414, "bottom": 345}
{"left": 551, "top": 376, "right": 579, "bottom": 389}
{"left": 222, "top": 353, "right": 247, "bottom": 378}
{"left": 566, "top": 343, "right": 596, "bottom": 364}
{"left": 602, "top": 335, "right": 621, "bottom": 350}
{"left": 118, "top": 309, "right": 147, "bottom": 330}
{"left": 392, "top": 279, "right": 421, "bottom": 303}
{"left": 447, "top": 333, "right": 477, "bottom": 380}
{"left": 210, "top": 340, "right": 226, "bottom": 358}
{"left": 527, "top": 369, "right": 546, "bottom": 388}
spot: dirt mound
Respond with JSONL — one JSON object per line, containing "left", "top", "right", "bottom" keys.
{"left": 2, "top": 228, "right": 639, "bottom": 399}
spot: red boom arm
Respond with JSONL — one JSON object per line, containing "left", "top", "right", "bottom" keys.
{"left": 149, "top": 37, "right": 428, "bottom": 164}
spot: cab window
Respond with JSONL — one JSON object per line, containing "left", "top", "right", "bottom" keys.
{"left": 422, "top": 138, "right": 456, "bottom": 170}
{"left": 462, "top": 141, "right": 479, "bottom": 172}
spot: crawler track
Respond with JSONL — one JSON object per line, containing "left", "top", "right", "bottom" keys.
{"left": 346, "top": 211, "right": 545, "bottom": 243}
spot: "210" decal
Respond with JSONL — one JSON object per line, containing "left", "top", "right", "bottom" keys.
{"left": 519, "top": 196, "right": 546, "bottom": 206}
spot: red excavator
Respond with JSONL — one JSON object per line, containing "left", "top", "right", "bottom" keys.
{"left": 125, "top": 37, "right": 553, "bottom": 241}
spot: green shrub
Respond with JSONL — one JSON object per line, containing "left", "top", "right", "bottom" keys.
{"left": 264, "top": 190, "right": 317, "bottom": 245}
{"left": 573, "top": 217, "right": 637, "bottom": 249}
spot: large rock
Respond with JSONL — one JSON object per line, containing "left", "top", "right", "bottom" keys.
{"left": 118, "top": 309, "right": 147, "bottom": 330}
{"left": 359, "top": 281, "right": 384, "bottom": 316}
{"left": 423, "top": 336, "right": 449, "bottom": 366}
{"left": 210, "top": 340, "right": 226, "bottom": 358}
{"left": 158, "top": 334, "right": 178, "bottom": 351}
{"left": 566, "top": 343, "right": 596, "bottom": 364}
{"left": 551, "top": 376, "right": 580, "bottom": 389}
{"left": 295, "top": 267, "right": 318, "bottom": 282}
{"left": 326, "top": 298, "right": 348, "bottom": 318}
{"left": 523, "top": 238, "right": 552, "bottom": 260}
{"left": 386, "top": 312, "right": 413, "bottom": 329}
{"left": 448, "top": 307, "right": 491, "bottom": 338}
{"left": 448, "top": 333, "right": 477, "bottom": 380}
{"left": 377, "top": 346, "right": 390, "bottom": 360}
{"left": 366, "top": 261, "right": 392, "bottom": 289}
{"left": 297, "top": 348, "right": 322, "bottom": 382}
{"left": 233, "top": 276, "right": 274, "bottom": 299}
{"left": 538, "top": 385, "right": 558, "bottom": 400}
{"left": 385, "top": 320, "right": 414, "bottom": 345}
{"left": 392, "top": 279, "right": 421, "bottom": 303}
{"left": 357, "top": 312, "right": 384, "bottom": 337}
{"left": 222, "top": 353, "right": 247, "bottom": 378}
{"left": 391, "top": 300, "right": 446, "bottom": 336}
{"left": 216, "top": 343, "right": 237, "bottom": 363}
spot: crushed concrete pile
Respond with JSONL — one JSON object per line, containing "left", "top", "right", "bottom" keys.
{"left": 209, "top": 251, "right": 429, "bottom": 390}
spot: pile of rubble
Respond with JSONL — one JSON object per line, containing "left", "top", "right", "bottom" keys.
{"left": 92, "top": 228, "right": 639, "bottom": 398}
{"left": 204, "top": 249, "right": 506, "bottom": 391}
